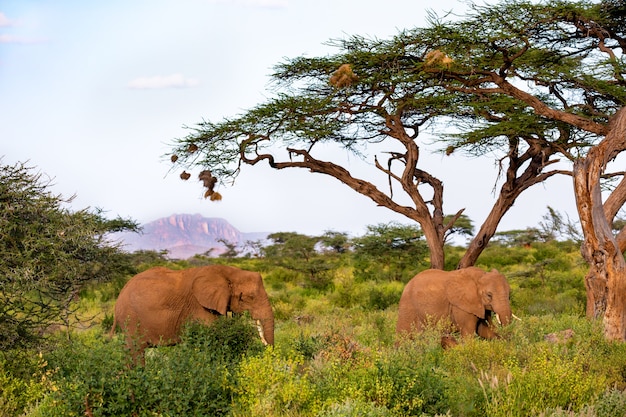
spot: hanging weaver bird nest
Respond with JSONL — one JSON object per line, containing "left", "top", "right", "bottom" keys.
{"left": 329, "top": 64, "right": 358, "bottom": 88}
{"left": 199, "top": 170, "right": 222, "bottom": 201}
{"left": 423, "top": 50, "right": 454, "bottom": 69}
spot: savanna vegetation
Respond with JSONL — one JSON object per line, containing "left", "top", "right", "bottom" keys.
{"left": 5, "top": 0, "right": 626, "bottom": 415}
{"left": 4, "top": 157, "right": 626, "bottom": 416}
{"left": 6, "top": 217, "right": 626, "bottom": 417}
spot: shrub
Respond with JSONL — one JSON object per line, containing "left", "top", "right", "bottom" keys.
{"left": 330, "top": 277, "right": 402, "bottom": 311}
{"left": 32, "top": 333, "right": 134, "bottom": 417}
{"left": 0, "top": 351, "right": 52, "bottom": 417}
{"left": 318, "top": 399, "right": 393, "bottom": 417}
{"left": 34, "top": 315, "right": 265, "bottom": 417}
{"left": 480, "top": 345, "right": 605, "bottom": 416}
{"left": 593, "top": 389, "right": 626, "bottom": 417}
{"left": 180, "top": 314, "right": 265, "bottom": 363}
{"left": 365, "top": 282, "right": 403, "bottom": 311}
{"left": 234, "top": 347, "right": 318, "bottom": 416}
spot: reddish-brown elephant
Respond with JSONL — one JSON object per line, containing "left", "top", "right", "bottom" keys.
{"left": 112, "top": 265, "right": 274, "bottom": 361}
{"left": 396, "top": 267, "right": 512, "bottom": 340}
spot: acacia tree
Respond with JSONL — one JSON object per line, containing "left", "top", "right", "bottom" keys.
{"left": 408, "top": 0, "right": 626, "bottom": 338}
{"left": 170, "top": 1, "right": 626, "bottom": 338}
{"left": 261, "top": 232, "right": 337, "bottom": 289}
{"left": 0, "top": 161, "right": 138, "bottom": 349}
{"left": 169, "top": 26, "right": 558, "bottom": 270}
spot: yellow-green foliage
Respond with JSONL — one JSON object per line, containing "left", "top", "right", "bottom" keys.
{"left": 480, "top": 345, "right": 604, "bottom": 416}
{"left": 0, "top": 353, "right": 55, "bottom": 417}
{"left": 235, "top": 347, "right": 319, "bottom": 416}
{"left": 13, "top": 242, "right": 626, "bottom": 417}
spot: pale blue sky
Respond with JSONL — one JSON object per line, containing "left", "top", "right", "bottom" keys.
{"left": 1, "top": 0, "right": 581, "bottom": 238}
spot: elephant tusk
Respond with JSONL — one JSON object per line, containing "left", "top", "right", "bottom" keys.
{"left": 256, "top": 320, "right": 269, "bottom": 346}
{"left": 512, "top": 313, "right": 522, "bottom": 321}
{"left": 495, "top": 313, "right": 502, "bottom": 325}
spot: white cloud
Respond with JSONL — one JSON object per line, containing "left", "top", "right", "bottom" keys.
{"left": 0, "top": 13, "right": 45, "bottom": 43}
{"left": 0, "top": 34, "right": 45, "bottom": 44}
{"left": 127, "top": 73, "right": 200, "bottom": 90}
{"left": 0, "top": 12, "right": 13, "bottom": 27}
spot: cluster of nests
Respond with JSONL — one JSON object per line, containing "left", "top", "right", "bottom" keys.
{"left": 168, "top": 51, "right": 453, "bottom": 202}
{"left": 328, "top": 50, "right": 452, "bottom": 89}
{"left": 171, "top": 145, "right": 222, "bottom": 202}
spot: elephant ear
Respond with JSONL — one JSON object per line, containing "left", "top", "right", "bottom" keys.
{"left": 191, "top": 273, "right": 230, "bottom": 315}
{"left": 446, "top": 272, "right": 486, "bottom": 319}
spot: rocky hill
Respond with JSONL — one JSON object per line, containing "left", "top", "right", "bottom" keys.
{"left": 114, "top": 214, "right": 268, "bottom": 259}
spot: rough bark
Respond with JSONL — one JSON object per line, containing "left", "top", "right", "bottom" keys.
{"left": 459, "top": 138, "right": 562, "bottom": 268}
{"left": 574, "top": 107, "right": 626, "bottom": 340}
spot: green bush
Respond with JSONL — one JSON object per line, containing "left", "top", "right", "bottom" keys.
{"left": 593, "top": 389, "right": 626, "bottom": 417}
{"left": 180, "top": 314, "right": 265, "bottom": 363}
{"left": 365, "top": 282, "right": 403, "bottom": 311}
{"left": 318, "top": 399, "right": 393, "bottom": 417}
{"left": 34, "top": 316, "right": 266, "bottom": 417}
{"left": 32, "top": 333, "right": 134, "bottom": 417}
{"left": 264, "top": 267, "right": 302, "bottom": 287}
{"left": 478, "top": 345, "right": 604, "bottom": 416}
{"left": 235, "top": 347, "right": 318, "bottom": 416}
{"left": 331, "top": 277, "right": 402, "bottom": 311}
{"left": 0, "top": 351, "right": 52, "bottom": 417}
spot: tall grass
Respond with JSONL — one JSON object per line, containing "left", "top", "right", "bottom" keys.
{"left": 10, "top": 242, "right": 626, "bottom": 416}
{"left": 22, "top": 308, "right": 626, "bottom": 417}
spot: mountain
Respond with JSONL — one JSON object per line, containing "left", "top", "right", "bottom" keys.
{"left": 115, "top": 214, "right": 268, "bottom": 259}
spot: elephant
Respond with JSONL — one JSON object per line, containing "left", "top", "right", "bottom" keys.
{"left": 111, "top": 265, "right": 274, "bottom": 361}
{"left": 396, "top": 267, "right": 512, "bottom": 341}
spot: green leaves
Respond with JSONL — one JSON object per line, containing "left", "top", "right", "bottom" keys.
{"left": 351, "top": 222, "right": 428, "bottom": 282}
{"left": 0, "top": 161, "right": 138, "bottom": 350}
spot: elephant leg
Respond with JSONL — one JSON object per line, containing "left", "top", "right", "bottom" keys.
{"left": 476, "top": 319, "right": 500, "bottom": 339}
{"left": 451, "top": 307, "right": 479, "bottom": 337}
{"left": 124, "top": 334, "right": 148, "bottom": 366}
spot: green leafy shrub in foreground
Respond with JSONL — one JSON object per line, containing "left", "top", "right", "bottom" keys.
{"left": 0, "top": 351, "right": 52, "bottom": 417}
{"left": 23, "top": 312, "right": 626, "bottom": 417}
{"left": 31, "top": 315, "right": 263, "bottom": 417}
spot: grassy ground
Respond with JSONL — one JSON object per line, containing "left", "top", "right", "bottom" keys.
{"left": 6, "top": 242, "right": 626, "bottom": 416}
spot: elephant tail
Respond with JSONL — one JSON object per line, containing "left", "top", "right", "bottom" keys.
{"left": 109, "top": 314, "right": 119, "bottom": 338}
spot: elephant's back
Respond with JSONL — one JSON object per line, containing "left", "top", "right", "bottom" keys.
{"left": 115, "top": 268, "right": 182, "bottom": 317}
{"left": 403, "top": 269, "right": 447, "bottom": 294}
{"left": 399, "top": 270, "right": 449, "bottom": 316}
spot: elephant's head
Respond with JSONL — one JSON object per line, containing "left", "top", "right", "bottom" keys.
{"left": 447, "top": 267, "right": 512, "bottom": 326}
{"left": 478, "top": 269, "right": 512, "bottom": 326}
{"left": 190, "top": 265, "right": 274, "bottom": 345}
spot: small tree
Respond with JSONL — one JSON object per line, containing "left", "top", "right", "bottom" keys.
{"left": 261, "top": 232, "right": 336, "bottom": 289}
{"left": 351, "top": 222, "right": 429, "bottom": 282}
{"left": 319, "top": 230, "right": 351, "bottom": 254}
{"left": 443, "top": 214, "right": 474, "bottom": 244}
{"left": 217, "top": 237, "right": 240, "bottom": 258}
{"left": 0, "top": 161, "right": 138, "bottom": 349}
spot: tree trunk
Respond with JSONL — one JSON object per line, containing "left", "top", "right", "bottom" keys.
{"left": 421, "top": 218, "right": 445, "bottom": 270}
{"left": 459, "top": 137, "right": 559, "bottom": 269}
{"left": 459, "top": 193, "right": 518, "bottom": 269}
{"left": 574, "top": 107, "right": 626, "bottom": 341}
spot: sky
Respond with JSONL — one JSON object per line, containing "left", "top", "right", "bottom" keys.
{"left": 0, "top": 0, "right": 583, "bottom": 240}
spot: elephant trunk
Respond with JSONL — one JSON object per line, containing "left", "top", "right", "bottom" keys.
{"left": 494, "top": 303, "right": 512, "bottom": 327}
{"left": 252, "top": 299, "right": 274, "bottom": 345}
{"left": 257, "top": 316, "right": 274, "bottom": 345}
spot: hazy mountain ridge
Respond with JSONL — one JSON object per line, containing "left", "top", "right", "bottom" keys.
{"left": 115, "top": 214, "right": 268, "bottom": 259}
